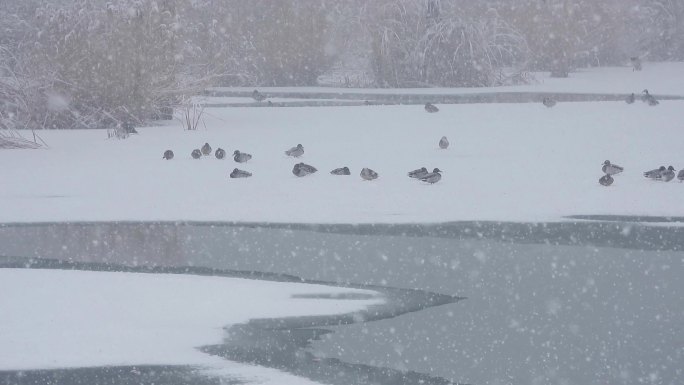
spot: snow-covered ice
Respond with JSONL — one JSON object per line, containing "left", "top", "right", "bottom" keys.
{"left": 1, "top": 98, "right": 683, "bottom": 224}
{"left": 0, "top": 268, "right": 382, "bottom": 383}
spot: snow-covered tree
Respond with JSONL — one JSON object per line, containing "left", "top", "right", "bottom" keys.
{"left": 364, "top": 0, "right": 528, "bottom": 87}
{"left": 629, "top": 0, "right": 684, "bottom": 60}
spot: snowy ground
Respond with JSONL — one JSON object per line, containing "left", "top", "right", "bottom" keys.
{"left": 0, "top": 268, "right": 382, "bottom": 384}
{"left": 2, "top": 98, "right": 684, "bottom": 223}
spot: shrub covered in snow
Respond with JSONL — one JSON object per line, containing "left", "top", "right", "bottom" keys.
{"left": 364, "top": 1, "right": 528, "bottom": 87}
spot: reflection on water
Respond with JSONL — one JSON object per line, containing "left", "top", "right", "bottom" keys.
{"left": 0, "top": 365, "right": 239, "bottom": 385}
{"left": 1, "top": 220, "right": 681, "bottom": 267}
{"left": 1, "top": 221, "right": 683, "bottom": 385}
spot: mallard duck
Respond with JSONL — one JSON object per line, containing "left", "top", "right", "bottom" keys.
{"left": 293, "top": 162, "right": 317, "bottom": 177}
{"left": 201, "top": 143, "right": 212, "bottom": 156}
{"left": 599, "top": 174, "right": 614, "bottom": 186}
{"left": 660, "top": 166, "right": 676, "bottom": 182}
{"left": 252, "top": 89, "right": 267, "bottom": 102}
{"left": 424, "top": 103, "right": 439, "bottom": 113}
{"left": 641, "top": 89, "right": 659, "bottom": 105}
{"left": 285, "top": 144, "right": 304, "bottom": 158}
{"left": 542, "top": 97, "right": 556, "bottom": 107}
{"left": 360, "top": 168, "right": 379, "bottom": 181}
{"left": 230, "top": 168, "right": 252, "bottom": 178}
{"left": 408, "top": 167, "right": 429, "bottom": 179}
{"left": 420, "top": 168, "right": 443, "bottom": 184}
{"left": 330, "top": 167, "right": 351, "bottom": 175}
{"left": 644, "top": 166, "right": 666, "bottom": 179}
{"left": 602, "top": 160, "right": 624, "bottom": 175}
{"left": 233, "top": 150, "right": 252, "bottom": 163}
{"left": 215, "top": 148, "right": 226, "bottom": 160}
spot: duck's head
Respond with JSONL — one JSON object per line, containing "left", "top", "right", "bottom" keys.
{"left": 659, "top": 166, "right": 666, "bottom": 171}
{"left": 233, "top": 150, "right": 240, "bottom": 155}
{"left": 668, "top": 165, "right": 675, "bottom": 171}
{"left": 297, "top": 144, "right": 303, "bottom": 148}
{"left": 603, "top": 160, "right": 611, "bottom": 165}
{"left": 433, "top": 168, "right": 442, "bottom": 173}
{"left": 343, "top": 167, "right": 350, "bottom": 172}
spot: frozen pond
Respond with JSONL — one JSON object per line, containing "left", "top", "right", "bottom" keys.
{"left": 1, "top": 221, "right": 683, "bottom": 384}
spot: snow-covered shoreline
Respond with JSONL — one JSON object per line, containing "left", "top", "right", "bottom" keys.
{"left": 0, "top": 268, "right": 384, "bottom": 383}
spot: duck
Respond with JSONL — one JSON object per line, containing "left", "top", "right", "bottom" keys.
{"left": 644, "top": 166, "right": 666, "bottom": 179}
{"left": 660, "top": 166, "right": 676, "bottom": 182}
{"left": 252, "top": 89, "right": 267, "bottom": 102}
{"left": 542, "top": 97, "right": 556, "bottom": 107}
{"left": 230, "top": 168, "right": 252, "bottom": 178}
{"left": 677, "top": 169, "right": 684, "bottom": 182}
{"left": 201, "top": 142, "right": 212, "bottom": 156}
{"left": 330, "top": 167, "right": 351, "bottom": 175}
{"left": 599, "top": 174, "right": 614, "bottom": 186}
{"left": 641, "top": 89, "right": 659, "bottom": 105}
{"left": 285, "top": 144, "right": 304, "bottom": 158}
{"left": 420, "top": 168, "right": 443, "bottom": 184}
{"left": 439, "top": 136, "right": 449, "bottom": 149}
{"left": 162, "top": 150, "right": 174, "bottom": 160}
{"left": 191, "top": 149, "right": 202, "bottom": 159}
{"left": 424, "top": 103, "right": 439, "bottom": 113}
{"left": 602, "top": 160, "right": 624, "bottom": 175}
{"left": 233, "top": 150, "right": 252, "bottom": 163}
{"left": 625, "top": 93, "right": 635, "bottom": 104}
{"left": 215, "top": 148, "right": 226, "bottom": 160}
{"left": 361, "top": 168, "right": 379, "bottom": 181}
{"left": 408, "top": 167, "right": 429, "bottom": 179}
{"left": 293, "top": 162, "right": 317, "bottom": 177}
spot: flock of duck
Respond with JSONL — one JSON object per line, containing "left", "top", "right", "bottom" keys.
{"left": 542, "top": 89, "right": 659, "bottom": 108}
{"left": 625, "top": 89, "right": 660, "bottom": 106}
{"left": 428, "top": 90, "right": 659, "bottom": 111}
{"left": 161, "top": 138, "right": 450, "bottom": 183}
{"left": 599, "top": 160, "right": 683, "bottom": 186}
{"left": 253, "top": 88, "right": 660, "bottom": 111}
{"left": 163, "top": 89, "right": 670, "bottom": 186}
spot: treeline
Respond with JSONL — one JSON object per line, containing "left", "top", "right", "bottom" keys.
{"left": 0, "top": 0, "right": 682, "bottom": 130}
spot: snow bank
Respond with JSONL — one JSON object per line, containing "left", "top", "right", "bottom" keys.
{"left": 0, "top": 269, "right": 382, "bottom": 383}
